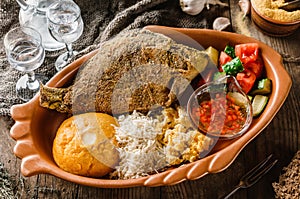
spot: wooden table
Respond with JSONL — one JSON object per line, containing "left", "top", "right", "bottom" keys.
{"left": 1, "top": 0, "right": 299, "bottom": 198}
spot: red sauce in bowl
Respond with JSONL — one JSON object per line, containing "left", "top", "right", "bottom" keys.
{"left": 191, "top": 93, "right": 247, "bottom": 136}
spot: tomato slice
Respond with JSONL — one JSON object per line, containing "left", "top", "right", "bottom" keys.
{"left": 235, "top": 43, "right": 259, "bottom": 64}
{"left": 236, "top": 70, "right": 256, "bottom": 94}
{"left": 219, "top": 51, "right": 232, "bottom": 70}
{"left": 243, "top": 57, "right": 264, "bottom": 79}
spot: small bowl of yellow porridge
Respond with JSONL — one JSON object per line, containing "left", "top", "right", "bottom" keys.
{"left": 251, "top": 0, "right": 300, "bottom": 36}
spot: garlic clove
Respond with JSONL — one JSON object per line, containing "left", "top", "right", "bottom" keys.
{"left": 180, "top": 0, "right": 205, "bottom": 15}
{"left": 213, "top": 17, "right": 231, "bottom": 31}
{"left": 238, "top": 0, "right": 251, "bottom": 18}
{"left": 206, "top": 0, "right": 229, "bottom": 10}
{"left": 180, "top": 0, "right": 229, "bottom": 15}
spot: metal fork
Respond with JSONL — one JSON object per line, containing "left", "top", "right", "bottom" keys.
{"left": 220, "top": 154, "right": 278, "bottom": 199}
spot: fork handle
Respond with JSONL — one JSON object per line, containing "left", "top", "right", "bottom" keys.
{"left": 220, "top": 185, "right": 241, "bottom": 199}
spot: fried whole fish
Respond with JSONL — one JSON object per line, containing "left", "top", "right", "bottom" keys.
{"left": 40, "top": 29, "right": 209, "bottom": 115}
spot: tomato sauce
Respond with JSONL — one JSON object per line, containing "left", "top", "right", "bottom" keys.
{"left": 192, "top": 93, "right": 247, "bottom": 136}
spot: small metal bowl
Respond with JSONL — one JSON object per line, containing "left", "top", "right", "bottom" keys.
{"left": 187, "top": 75, "right": 253, "bottom": 140}
{"left": 251, "top": 0, "right": 300, "bottom": 37}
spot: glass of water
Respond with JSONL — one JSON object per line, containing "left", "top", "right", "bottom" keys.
{"left": 47, "top": 0, "right": 84, "bottom": 71}
{"left": 4, "top": 26, "right": 46, "bottom": 102}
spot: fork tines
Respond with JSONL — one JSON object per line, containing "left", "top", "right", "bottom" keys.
{"left": 242, "top": 154, "right": 278, "bottom": 187}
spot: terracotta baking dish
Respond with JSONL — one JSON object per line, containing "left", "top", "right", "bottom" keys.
{"left": 10, "top": 25, "right": 292, "bottom": 188}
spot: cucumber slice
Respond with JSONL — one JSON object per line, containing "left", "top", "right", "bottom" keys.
{"left": 228, "top": 92, "right": 249, "bottom": 107}
{"left": 250, "top": 78, "right": 272, "bottom": 95}
{"left": 252, "top": 95, "right": 269, "bottom": 117}
{"left": 224, "top": 45, "right": 235, "bottom": 58}
{"left": 222, "top": 57, "right": 244, "bottom": 76}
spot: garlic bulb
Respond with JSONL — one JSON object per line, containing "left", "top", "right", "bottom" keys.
{"left": 180, "top": 0, "right": 206, "bottom": 16}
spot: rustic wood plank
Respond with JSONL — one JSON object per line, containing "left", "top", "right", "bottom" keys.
{"left": 1, "top": 0, "right": 299, "bottom": 198}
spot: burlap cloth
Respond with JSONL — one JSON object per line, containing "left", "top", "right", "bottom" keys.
{"left": 0, "top": 0, "right": 225, "bottom": 116}
{"left": 0, "top": 1, "right": 225, "bottom": 197}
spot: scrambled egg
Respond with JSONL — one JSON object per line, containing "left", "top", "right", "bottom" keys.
{"left": 158, "top": 107, "right": 213, "bottom": 165}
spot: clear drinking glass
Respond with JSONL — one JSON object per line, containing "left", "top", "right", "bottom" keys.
{"left": 4, "top": 26, "right": 46, "bottom": 102}
{"left": 46, "top": 0, "right": 84, "bottom": 71}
